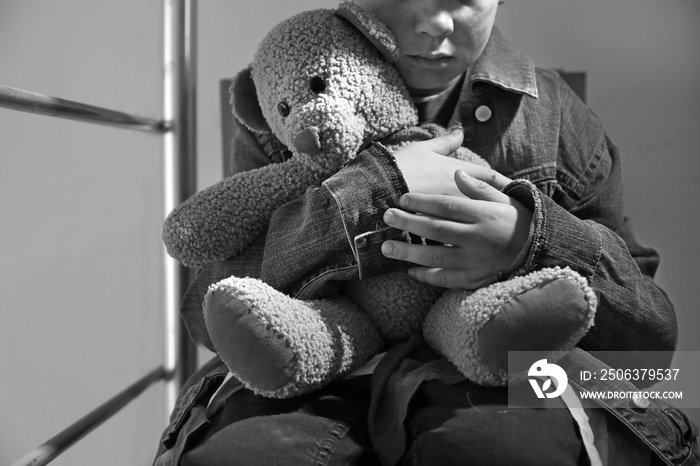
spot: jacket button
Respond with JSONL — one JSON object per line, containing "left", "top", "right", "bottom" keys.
{"left": 475, "top": 105, "right": 492, "bottom": 122}
{"left": 632, "top": 393, "right": 649, "bottom": 409}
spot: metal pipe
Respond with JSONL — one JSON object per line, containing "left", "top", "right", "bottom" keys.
{"left": 2, "top": 1, "right": 200, "bottom": 462}
{"left": 163, "top": 0, "right": 199, "bottom": 413}
{"left": 10, "top": 367, "right": 167, "bottom": 466}
{"left": 0, "top": 84, "right": 167, "bottom": 132}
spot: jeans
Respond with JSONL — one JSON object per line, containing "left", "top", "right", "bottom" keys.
{"left": 153, "top": 338, "right": 699, "bottom": 466}
{"left": 154, "top": 358, "right": 380, "bottom": 466}
{"left": 153, "top": 359, "right": 586, "bottom": 466}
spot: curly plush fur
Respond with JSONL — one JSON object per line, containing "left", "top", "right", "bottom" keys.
{"left": 162, "top": 3, "right": 597, "bottom": 398}
{"left": 161, "top": 4, "right": 420, "bottom": 268}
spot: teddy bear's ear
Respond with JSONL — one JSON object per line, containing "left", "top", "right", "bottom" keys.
{"left": 335, "top": 2, "right": 400, "bottom": 63}
{"left": 230, "top": 67, "right": 272, "bottom": 133}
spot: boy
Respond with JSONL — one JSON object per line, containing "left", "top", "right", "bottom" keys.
{"left": 154, "top": 1, "right": 697, "bottom": 464}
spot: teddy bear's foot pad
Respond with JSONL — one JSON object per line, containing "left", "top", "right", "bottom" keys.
{"left": 204, "top": 277, "right": 383, "bottom": 398}
{"left": 424, "top": 267, "right": 597, "bottom": 386}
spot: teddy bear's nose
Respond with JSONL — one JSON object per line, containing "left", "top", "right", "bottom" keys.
{"left": 293, "top": 127, "right": 322, "bottom": 156}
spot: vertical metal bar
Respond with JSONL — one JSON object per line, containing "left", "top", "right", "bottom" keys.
{"left": 163, "top": 0, "right": 198, "bottom": 414}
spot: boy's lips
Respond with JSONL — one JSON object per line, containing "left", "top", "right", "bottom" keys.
{"left": 405, "top": 54, "right": 454, "bottom": 69}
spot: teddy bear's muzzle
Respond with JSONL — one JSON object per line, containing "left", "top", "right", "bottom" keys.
{"left": 293, "top": 126, "right": 322, "bottom": 156}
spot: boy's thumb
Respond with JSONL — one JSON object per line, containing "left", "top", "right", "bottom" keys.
{"left": 431, "top": 128, "right": 464, "bottom": 155}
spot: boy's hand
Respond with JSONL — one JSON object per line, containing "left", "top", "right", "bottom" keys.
{"left": 382, "top": 168, "right": 532, "bottom": 290}
{"left": 392, "top": 129, "right": 512, "bottom": 196}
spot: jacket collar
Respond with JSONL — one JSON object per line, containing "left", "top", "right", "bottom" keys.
{"left": 468, "top": 27, "right": 538, "bottom": 98}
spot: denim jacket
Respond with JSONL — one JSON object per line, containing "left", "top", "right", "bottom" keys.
{"left": 174, "top": 27, "right": 697, "bottom": 465}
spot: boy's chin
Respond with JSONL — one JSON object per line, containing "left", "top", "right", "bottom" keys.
{"left": 395, "top": 59, "right": 467, "bottom": 97}
{"left": 404, "top": 73, "right": 465, "bottom": 98}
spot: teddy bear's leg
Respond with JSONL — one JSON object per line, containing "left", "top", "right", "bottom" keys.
{"left": 423, "top": 267, "right": 597, "bottom": 386}
{"left": 203, "top": 276, "right": 384, "bottom": 398}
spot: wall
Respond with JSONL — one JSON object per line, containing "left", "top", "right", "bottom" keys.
{"left": 1, "top": 1, "right": 168, "bottom": 464}
{"left": 1, "top": 0, "right": 698, "bottom": 464}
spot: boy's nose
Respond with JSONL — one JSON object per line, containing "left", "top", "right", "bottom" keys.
{"left": 414, "top": 8, "right": 454, "bottom": 37}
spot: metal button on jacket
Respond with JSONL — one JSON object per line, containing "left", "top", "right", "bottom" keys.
{"left": 632, "top": 393, "right": 650, "bottom": 409}
{"left": 475, "top": 105, "right": 492, "bottom": 122}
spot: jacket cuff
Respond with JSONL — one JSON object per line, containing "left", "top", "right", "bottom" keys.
{"left": 323, "top": 143, "right": 410, "bottom": 279}
{"left": 500, "top": 179, "right": 601, "bottom": 280}
{"left": 497, "top": 179, "right": 544, "bottom": 279}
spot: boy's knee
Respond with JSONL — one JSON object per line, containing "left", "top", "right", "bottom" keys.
{"left": 404, "top": 406, "right": 583, "bottom": 466}
{"left": 181, "top": 411, "right": 377, "bottom": 466}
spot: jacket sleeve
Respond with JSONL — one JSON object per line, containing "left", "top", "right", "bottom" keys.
{"left": 501, "top": 81, "right": 677, "bottom": 354}
{"left": 261, "top": 143, "right": 411, "bottom": 298}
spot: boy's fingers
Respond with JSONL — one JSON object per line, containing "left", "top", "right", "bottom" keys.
{"left": 455, "top": 169, "right": 512, "bottom": 203}
{"left": 408, "top": 267, "right": 458, "bottom": 288}
{"left": 457, "top": 166, "right": 512, "bottom": 190}
{"left": 381, "top": 241, "right": 466, "bottom": 270}
{"left": 407, "top": 267, "right": 488, "bottom": 290}
{"left": 383, "top": 209, "right": 470, "bottom": 245}
{"left": 398, "top": 193, "right": 477, "bottom": 223}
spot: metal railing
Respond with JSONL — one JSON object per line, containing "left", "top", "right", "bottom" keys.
{"left": 0, "top": 85, "right": 167, "bottom": 132}
{"left": 9, "top": 368, "right": 168, "bottom": 466}
{"left": 1, "top": 1, "right": 198, "bottom": 464}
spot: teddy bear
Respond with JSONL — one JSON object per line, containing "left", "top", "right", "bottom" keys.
{"left": 162, "top": 3, "right": 597, "bottom": 399}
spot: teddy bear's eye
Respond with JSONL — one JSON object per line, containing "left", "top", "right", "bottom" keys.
{"left": 277, "top": 102, "right": 290, "bottom": 117}
{"left": 309, "top": 76, "right": 327, "bottom": 94}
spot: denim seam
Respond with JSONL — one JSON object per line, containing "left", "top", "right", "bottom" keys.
{"left": 471, "top": 71, "right": 538, "bottom": 99}
{"left": 581, "top": 397, "right": 665, "bottom": 462}
{"left": 589, "top": 222, "right": 603, "bottom": 281}
{"left": 293, "top": 264, "right": 358, "bottom": 299}
{"left": 557, "top": 84, "right": 608, "bottom": 202}
{"left": 567, "top": 360, "right": 694, "bottom": 466}
{"left": 679, "top": 445, "right": 699, "bottom": 466}
{"left": 576, "top": 133, "right": 609, "bottom": 203}
{"left": 372, "top": 143, "right": 410, "bottom": 196}
{"left": 322, "top": 143, "right": 406, "bottom": 281}
{"left": 405, "top": 436, "right": 422, "bottom": 465}
{"left": 162, "top": 373, "right": 226, "bottom": 448}
{"left": 324, "top": 181, "right": 358, "bottom": 263}
{"left": 509, "top": 162, "right": 557, "bottom": 184}
{"left": 469, "top": 58, "right": 538, "bottom": 99}
{"left": 164, "top": 382, "right": 204, "bottom": 443}
{"left": 555, "top": 166, "right": 586, "bottom": 201}
{"left": 599, "top": 405, "right": 682, "bottom": 466}
{"left": 313, "top": 419, "right": 354, "bottom": 466}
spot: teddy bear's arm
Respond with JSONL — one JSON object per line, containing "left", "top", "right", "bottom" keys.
{"left": 162, "top": 159, "right": 328, "bottom": 267}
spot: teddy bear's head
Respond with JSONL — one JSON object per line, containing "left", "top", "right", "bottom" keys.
{"left": 231, "top": 3, "right": 419, "bottom": 173}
